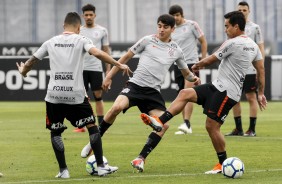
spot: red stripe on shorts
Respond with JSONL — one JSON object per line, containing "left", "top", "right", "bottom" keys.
{"left": 217, "top": 96, "right": 229, "bottom": 117}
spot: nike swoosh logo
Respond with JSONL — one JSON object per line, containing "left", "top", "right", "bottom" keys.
{"left": 101, "top": 168, "right": 112, "bottom": 172}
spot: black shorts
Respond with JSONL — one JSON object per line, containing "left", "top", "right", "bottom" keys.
{"left": 242, "top": 74, "right": 257, "bottom": 93}
{"left": 120, "top": 82, "right": 166, "bottom": 114}
{"left": 46, "top": 97, "right": 95, "bottom": 133}
{"left": 83, "top": 71, "right": 103, "bottom": 91}
{"left": 193, "top": 83, "right": 237, "bottom": 124}
{"left": 174, "top": 64, "right": 199, "bottom": 92}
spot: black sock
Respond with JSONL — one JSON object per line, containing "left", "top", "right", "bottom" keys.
{"left": 139, "top": 133, "right": 162, "bottom": 159}
{"left": 217, "top": 151, "right": 227, "bottom": 164}
{"left": 234, "top": 116, "right": 243, "bottom": 131}
{"left": 249, "top": 117, "right": 257, "bottom": 131}
{"left": 51, "top": 132, "right": 67, "bottom": 169}
{"left": 88, "top": 126, "right": 104, "bottom": 165}
{"left": 184, "top": 119, "right": 191, "bottom": 128}
{"left": 97, "top": 116, "right": 104, "bottom": 126}
{"left": 159, "top": 111, "right": 173, "bottom": 124}
{"left": 99, "top": 120, "right": 112, "bottom": 137}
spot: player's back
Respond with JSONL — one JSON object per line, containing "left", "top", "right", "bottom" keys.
{"left": 38, "top": 32, "right": 93, "bottom": 104}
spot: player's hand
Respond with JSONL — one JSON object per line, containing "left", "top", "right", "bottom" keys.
{"left": 116, "top": 63, "right": 132, "bottom": 76}
{"left": 258, "top": 94, "right": 267, "bottom": 111}
{"left": 193, "top": 76, "right": 201, "bottom": 86}
{"left": 191, "top": 64, "right": 204, "bottom": 73}
{"left": 102, "top": 77, "right": 112, "bottom": 92}
{"left": 191, "top": 64, "right": 199, "bottom": 73}
{"left": 16, "top": 62, "right": 27, "bottom": 77}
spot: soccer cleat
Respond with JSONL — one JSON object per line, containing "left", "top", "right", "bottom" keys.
{"left": 225, "top": 128, "right": 243, "bottom": 136}
{"left": 244, "top": 130, "right": 256, "bottom": 137}
{"left": 73, "top": 127, "right": 86, "bottom": 133}
{"left": 204, "top": 163, "right": 222, "bottom": 174}
{"left": 97, "top": 165, "right": 118, "bottom": 176}
{"left": 178, "top": 123, "right": 192, "bottom": 134}
{"left": 131, "top": 157, "right": 145, "bottom": 172}
{"left": 0, "top": 172, "right": 3, "bottom": 177}
{"left": 55, "top": 169, "right": 70, "bottom": 178}
{"left": 81, "top": 142, "right": 92, "bottom": 158}
{"left": 140, "top": 113, "right": 163, "bottom": 132}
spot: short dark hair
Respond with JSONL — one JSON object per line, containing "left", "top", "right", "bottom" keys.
{"left": 238, "top": 1, "right": 249, "bottom": 9}
{"left": 82, "top": 4, "right": 96, "bottom": 13}
{"left": 157, "top": 14, "right": 175, "bottom": 28}
{"left": 169, "top": 5, "right": 183, "bottom": 16}
{"left": 224, "top": 11, "right": 246, "bottom": 31}
{"left": 64, "top": 12, "right": 81, "bottom": 26}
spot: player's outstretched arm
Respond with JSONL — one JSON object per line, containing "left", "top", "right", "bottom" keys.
{"left": 16, "top": 56, "right": 39, "bottom": 77}
{"left": 192, "top": 55, "right": 218, "bottom": 72}
{"left": 253, "top": 59, "right": 267, "bottom": 110}
{"left": 102, "top": 50, "right": 134, "bottom": 91}
{"left": 89, "top": 47, "right": 132, "bottom": 76}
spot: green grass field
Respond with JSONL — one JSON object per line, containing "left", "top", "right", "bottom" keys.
{"left": 0, "top": 101, "right": 281, "bottom": 184}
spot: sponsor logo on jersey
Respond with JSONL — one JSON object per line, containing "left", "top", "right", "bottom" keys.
{"left": 49, "top": 95, "right": 75, "bottom": 101}
{"left": 54, "top": 43, "right": 75, "bottom": 47}
{"left": 55, "top": 74, "right": 74, "bottom": 80}
{"left": 222, "top": 43, "right": 234, "bottom": 54}
{"left": 53, "top": 86, "right": 73, "bottom": 91}
{"left": 243, "top": 47, "right": 254, "bottom": 51}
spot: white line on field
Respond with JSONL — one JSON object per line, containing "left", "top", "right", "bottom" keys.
{"left": 2, "top": 168, "right": 282, "bottom": 184}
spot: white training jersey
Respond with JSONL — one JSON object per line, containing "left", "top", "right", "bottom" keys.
{"left": 129, "top": 34, "right": 188, "bottom": 91}
{"left": 213, "top": 35, "right": 262, "bottom": 102}
{"left": 33, "top": 32, "right": 95, "bottom": 104}
{"left": 171, "top": 19, "right": 204, "bottom": 64}
{"left": 80, "top": 24, "right": 109, "bottom": 72}
{"left": 245, "top": 21, "right": 264, "bottom": 74}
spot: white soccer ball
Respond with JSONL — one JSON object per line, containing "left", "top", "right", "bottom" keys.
{"left": 222, "top": 157, "right": 245, "bottom": 178}
{"left": 86, "top": 155, "right": 108, "bottom": 175}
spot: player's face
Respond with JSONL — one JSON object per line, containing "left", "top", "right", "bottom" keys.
{"left": 238, "top": 5, "right": 250, "bottom": 20}
{"left": 157, "top": 22, "right": 174, "bottom": 42}
{"left": 83, "top": 10, "right": 96, "bottom": 27}
{"left": 171, "top": 13, "right": 184, "bottom": 26}
{"left": 224, "top": 19, "right": 238, "bottom": 38}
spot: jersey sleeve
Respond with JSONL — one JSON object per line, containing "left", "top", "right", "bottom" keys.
{"left": 175, "top": 49, "right": 188, "bottom": 69}
{"left": 33, "top": 40, "right": 49, "bottom": 60}
{"left": 191, "top": 21, "right": 204, "bottom": 39}
{"left": 101, "top": 28, "right": 110, "bottom": 46}
{"left": 254, "top": 25, "right": 264, "bottom": 44}
{"left": 82, "top": 36, "right": 96, "bottom": 52}
{"left": 130, "top": 36, "right": 149, "bottom": 54}
{"left": 214, "top": 40, "right": 235, "bottom": 60}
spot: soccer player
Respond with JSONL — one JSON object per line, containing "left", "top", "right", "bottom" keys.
{"left": 73, "top": 4, "right": 111, "bottom": 133}
{"left": 140, "top": 11, "right": 267, "bottom": 174}
{"left": 169, "top": 4, "right": 207, "bottom": 135}
{"left": 16, "top": 12, "right": 130, "bottom": 178}
{"left": 80, "top": 14, "right": 200, "bottom": 172}
{"left": 226, "top": 1, "right": 265, "bottom": 137}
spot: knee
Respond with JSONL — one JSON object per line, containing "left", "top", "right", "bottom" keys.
{"left": 178, "top": 88, "right": 193, "bottom": 101}
{"left": 246, "top": 93, "right": 257, "bottom": 103}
